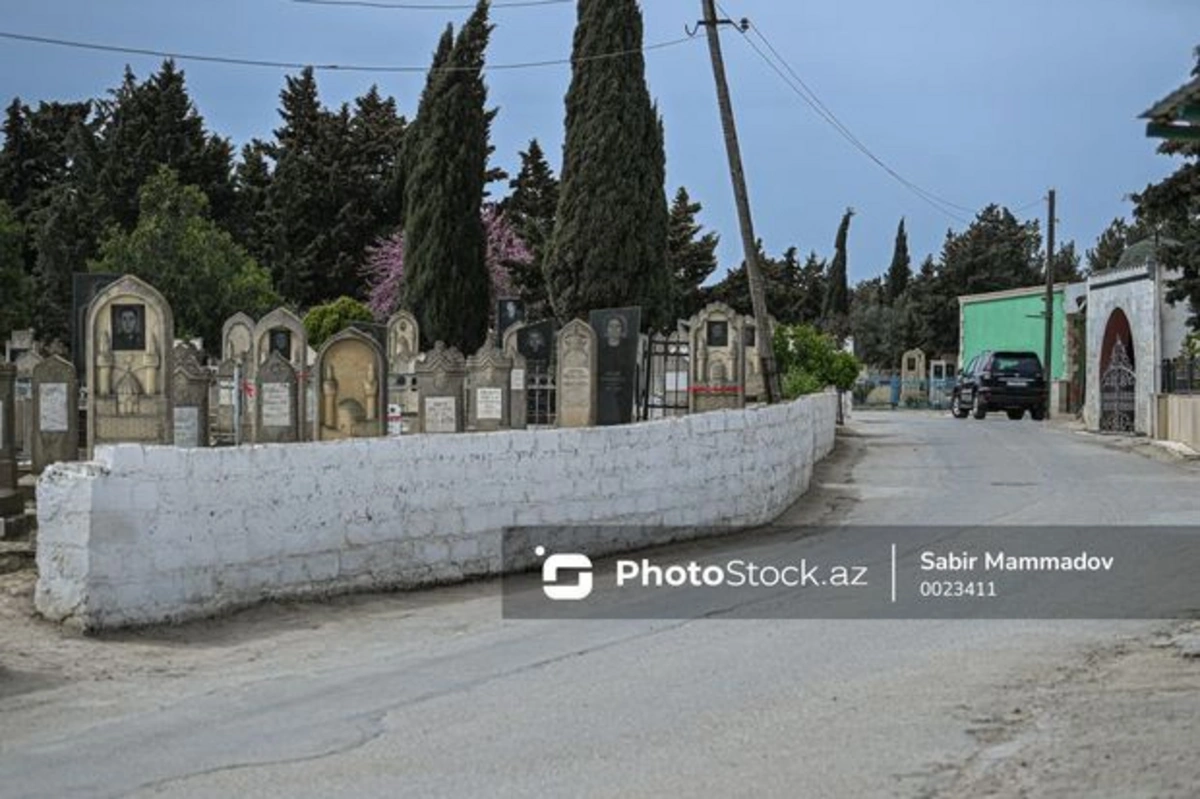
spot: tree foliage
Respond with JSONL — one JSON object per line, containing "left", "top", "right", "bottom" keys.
{"left": 499, "top": 139, "right": 558, "bottom": 318}
{"left": 0, "top": 201, "right": 30, "bottom": 338}
{"left": 666, "top": 186, "right": 719, "bottom": 322}
{"left": 401, "top": 0, "right": 494, "bottom": 352}
{"left": 822, "top": 208, "right": 854, "bottom": 339}
{"left": 884, "top": 217, "right": 911, "bottom": 303}
{"left": 89, "top": 166, "right": 278, "bottom": 354}
{"left": 773, "top": 322, "right": 860, "bottom": 398}
{"left": 303, "top": 296, "right": 374, "bottom": 349}
{"left": 544, "top": 0, "right": 670, "bottom": 328}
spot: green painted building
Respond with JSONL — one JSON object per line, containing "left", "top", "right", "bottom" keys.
{"left": 957, "top": 284, "right": 1075, "bottom": 380}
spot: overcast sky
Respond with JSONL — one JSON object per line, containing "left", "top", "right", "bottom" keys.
{"left": 0, "top": 0, "right": 1196, "bottom": 284}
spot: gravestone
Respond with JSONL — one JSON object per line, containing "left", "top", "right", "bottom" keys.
{"left": 0, "top": 365, "right": 23, "bottom": 535}
{"left": 255, "top": 351, "right": 300, "bottom": 443}
{"left": 416, "top": 342, "right": 466, "bottom": 434}
{"left": 71, "top": 273, "right": 120, "bottom": 379}
{"left": 14, "top": 346, "right": 43, "bottom": 461}
{"left": 742, "top": 315, "right": 775, "bottom": 403}
{"left": 465, "top": 333, "right": 514, "bottom": 432}
{"left": 501, "top": 327, "right": 529, "bottom": 430}
{"left": 4, "top": 328, "right": 35, "bottom": 362}
{"left": 171, "top": 343, "right": 210, "bottom": 448}
{"left": 314, "top": 328, "right": 386, "bottom": 441}
{"left": 387, "top": 310, "right": 421, "bottom": 435}
{"left": 515, "top": 320, "right": 556, "bottom": 426}
{"left": 222, "top": 312, "right": 255, "bottom": 363}
{"left": 689, "top": 303, "right": 745, "bottom": 413}
{"left": 589, "top": 307, "right": 640, "bottom": 425}
{"left": 86, "top": 275, "right": 174, "bottom": 451}
{"left": 557, "top": 319, "right": 598, "bottom": 428}
{"left": 212, "top": 357, "right": 248, "bottom": 445}
{"left": 252, "top": 308, "right": 309, "bottom": 439}
{"left": 900, "top": 348, "right": 927, "bottom": 406}
{"left": 30, "top": 354, "right": 79, "bottom": 474}
{"left": 496, "top": 298, "right": 526, "bottom": 340}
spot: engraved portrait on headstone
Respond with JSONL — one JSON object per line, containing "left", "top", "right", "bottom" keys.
{"left": 86, "top": 275, "right": 174, "bottom": 451}
{"left": 497, "top": 298, "right": 525, "bottom": 338}
{"left": 589, "top": 307, "right": 640, "bottom": 426}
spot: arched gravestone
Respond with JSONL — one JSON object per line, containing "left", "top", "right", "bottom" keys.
{"left": 502, "top": 323, "right": 528, "bottom": 430}
{"left": 900, "top": 348, "right": 927, "bottom": 407}
{"left": 556, "top": 319, "right": 597, "bottom": 428}
{"left": 465, "top": 332, "right": 514, "bottom": 432}
{"left": 85, "top": 274, "right": 174, "bottom": 451}
{"left": 315, "top": 328, "right": 386, "bottom": 441}
{"left": 256, "top": 351, "right": 300, "bottom": 443}
{"left": 416, "top": 342, "right": 466, "bottom": 434}
{"left": 742, "top": 314, "right": 776, "bottom": 403}
{"left": 31, "top": 354, "right": 79, "bottom": 474}
{"left": 14, "top": 346, "right": 43, "bottom": 461}
{"left": 221, "top": 312, "right": 255, "bottom": 364}
{"left": 689, "top": 302, "right": 745, "bottom": 413}
{"left": 387, "top": 310, "right": 421, "bottom": 435}
{"left": 171, "top": 343, "right": 210, "bottom": 448}
{"left": 252, "top": 308, "right": 309, "bottom": 441}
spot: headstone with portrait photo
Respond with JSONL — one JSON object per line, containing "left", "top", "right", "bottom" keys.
{"left": 688, "top": 302, "right": 746, "bottom": 413}
{"left": 85, "top": 275, "right": 175, "bottom": 452}
{"left": 30, "top": 354, "right": 78, "bottom": 474}
{"left": 252, "top": 307, "right": 309, "bottom": 439}
{"left": 589, "top": 307, "right": 641, "bottom": 426}
{"left": 71, "top": 273, "right": 120, "bottom": 379}
{"left": 415, "top": 342, "right": 466, "bottom": 434}
{"left": 496, "top": 298, "right": 526, "bottom": 340}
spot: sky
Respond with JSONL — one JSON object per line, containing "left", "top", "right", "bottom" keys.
{"left": 0, "top": 0, "right": 1197, "bottom": 286}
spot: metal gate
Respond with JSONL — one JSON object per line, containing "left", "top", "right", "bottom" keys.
{"left": 640, "top": 333, "right": 690, "bottom": 420}
{"left": 526, "top": 362, "right": 556, "bottom": 428}
{"left": 1100, "top": 339, "right": 1136, "bottom": 433}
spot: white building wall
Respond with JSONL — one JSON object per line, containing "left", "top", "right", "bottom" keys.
{"left": 36, "top": 393, "right": 839, "bottom": 630}
{"left": 1085, "top": 267, "right": 1156, "bottom": 434}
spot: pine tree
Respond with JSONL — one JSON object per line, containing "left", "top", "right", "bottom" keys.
{"left": 544, "top": 0, "right": 671, "bottom": 328}
{"left": 885, "top": 217, "right": 911, "bottom": 303}
{"left": 797, "top": 251, "right": 827, "bottom": 325}
{"left": 231, "top": 140, "right": 273, "bottom": 263}
{"left": 401, "top": 0, "right": 494, "bottom": 352}
{"left": 0, "top": 201, "right": 30, "bottom": 339}
{"left": 822, "top": 208, "right": 853, "bottom": 339}
{"left": 500, "top": 139, "right": 558, "bottom": 318}
{"left": 666, "top": 186, "right": 719, "bottom": 321}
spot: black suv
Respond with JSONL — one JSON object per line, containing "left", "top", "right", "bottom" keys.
{"left": 951, "top": 350, "right": 1047, "bottom": 420}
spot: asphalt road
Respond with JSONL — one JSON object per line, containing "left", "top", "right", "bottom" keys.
{"left": 3, "top": 410, "right": 1198, "bottom": 798}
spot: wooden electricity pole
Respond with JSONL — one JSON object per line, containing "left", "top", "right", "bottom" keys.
{"left": 699, "top": 0, "right": 781, "bottom": 403}
{"left": 1043, "top": 188, "right": 1056, "bottom": 416}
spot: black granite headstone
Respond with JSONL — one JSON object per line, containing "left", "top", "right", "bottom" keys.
{"left": 497, "top": 298, "right": 526, "bottom": 339}
{"left": 590, "top": 307, "right": 641, "bottom": 426}
{"left": 517, "top": 320, "right": 554, "bottom": 367}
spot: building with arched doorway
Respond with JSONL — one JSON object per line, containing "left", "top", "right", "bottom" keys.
{"left": 1084, "top": 239, "right": 1192, "bottom": 435}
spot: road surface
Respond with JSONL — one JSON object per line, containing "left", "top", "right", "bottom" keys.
{"left": 2, "top": 411, "right": 1198, "bottom": 797}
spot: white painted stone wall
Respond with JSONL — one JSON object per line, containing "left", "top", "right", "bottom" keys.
{"left": 36, "top": 393, "right": 839, "bottom": 630}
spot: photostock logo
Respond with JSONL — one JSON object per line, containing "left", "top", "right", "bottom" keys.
{"left": 536, "top": 546, "right": 593, "bottom": 601}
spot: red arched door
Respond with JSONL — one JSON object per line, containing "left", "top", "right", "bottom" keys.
{"left": 1099, "top": 309, "right": 1135, "bottom": 432}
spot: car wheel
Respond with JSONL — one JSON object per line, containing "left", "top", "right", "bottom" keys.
{"left": 951, "top": 394, "right": 969, "bottom": 419}
{"left": 1006, "top": 409, "right": 1024, "bottom": 420}
{"left": 1030, "top": 406, "right": 1046, "bottom": 421}
{"left": 972, "top": 394, "right": 987, "bottom": 420}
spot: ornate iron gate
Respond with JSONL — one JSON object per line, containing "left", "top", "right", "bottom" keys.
{"left": 526, "top": 362, "right": 556, "bottom": 427}
{"left": 640, "top": 333, "right": 690, "bottom": 420}
{"left": 1100, "top": 339, "right": 1136, "bottom": 433}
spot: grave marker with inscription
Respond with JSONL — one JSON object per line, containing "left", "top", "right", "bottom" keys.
{"left": 465, "top": 333, "right": 513, "bottom": 432}
{"left": 416, "top": 342, "right": 465, "bottom": 434}
{"left": 252, "top": 308, "right": 309, "bottom": 439}
{"left": 255, "top": 352, "right": 299, "bottom": 443}
{"left": 387, "top": 310, "right": 421, "bottom": 434}
{"left": 556, "top": 319, "right": 597, "bottom": 428}
{"left": 590, "top": 307, "right": 640, "bottom": 425}
{"left": 171, "top": 343, "right": 210, "bottom": 448}
{"left": 689, "top": 302, "right": 745, "bottom": 413}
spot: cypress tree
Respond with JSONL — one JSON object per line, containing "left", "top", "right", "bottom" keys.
{"left": 544, "top": 0, "right": 671, "bottom": 328}
{"left": 885, "top": 217, "right": 911, "bottom": 304}
{"left": 666, "top": 186, "right": 719, "bottom": 320}
{"left": 401, "top": 0, "right": 494, "bottom": 352}
{"left": 500, "top": 139, "right": 559, "bottom": 318}
{"left": 822, "top": 208, "right": 853, "bottom": 338}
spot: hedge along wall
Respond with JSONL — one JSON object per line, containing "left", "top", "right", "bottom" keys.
{"left": 35, "top": 392, "right": 840, "bottom": 630}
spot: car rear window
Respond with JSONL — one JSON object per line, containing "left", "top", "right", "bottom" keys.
{"left": 991, "top": 353, "right": 1041, "bottom": 377}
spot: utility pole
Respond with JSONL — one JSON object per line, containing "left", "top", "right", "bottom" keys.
{"left": 1043, "top": 188, "right": 1056, "bottom": 418}
{"left": 699, "top": 0, "right": 781, "bottom": 403}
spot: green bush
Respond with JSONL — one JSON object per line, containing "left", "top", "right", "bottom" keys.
{"left": 773, "top": 323, "right": 862, "bottom": 399}
{"left": 303, "top": 296, "right": 374, "bottom": 349}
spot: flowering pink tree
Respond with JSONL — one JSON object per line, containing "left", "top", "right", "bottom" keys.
{"left": 364, "top": 205, "right": 532, "bottom": 325}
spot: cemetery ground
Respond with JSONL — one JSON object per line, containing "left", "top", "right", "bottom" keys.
{"left": 2, "top": 412, "right": 1200, "bottom": 797}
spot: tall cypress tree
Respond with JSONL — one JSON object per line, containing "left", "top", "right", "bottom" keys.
{"left": 500, "top": 138, "right": 559, "bottom": 318}
{"left": 885, "top": 217, "right": 911, "bottom": 304}
{"left": 401, "top": 0, "right": 493, "bottom": 352}
{"left": 544, "top": 0, "right": 670, "bottom": 328}
{"left": 822, "top": 208, "right": 853, "bottom": 338}
{"left": 666, "top": 186, "right": 719, "bottom": 320}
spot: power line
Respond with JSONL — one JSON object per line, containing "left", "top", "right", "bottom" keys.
{"left": 715, "top": 15, "right": 970, "bottom": 224}
{"left": 0, "top": 29, "right": 697, "bottom": 74}
{"left": 293, "top": 0, "right": 570, "bottom": 8}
